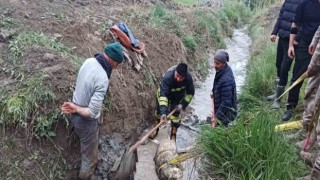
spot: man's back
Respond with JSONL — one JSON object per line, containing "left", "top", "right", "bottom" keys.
{"left": 73, "top": 58, "right": 108, "bottom": 119}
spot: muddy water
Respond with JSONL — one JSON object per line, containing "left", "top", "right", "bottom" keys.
{"left": 176, "top": 27, "right": 251, "bottom": 179}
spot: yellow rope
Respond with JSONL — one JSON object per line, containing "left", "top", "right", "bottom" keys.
{"left": 158, "top": 152, "right": 199, "bottom": 171}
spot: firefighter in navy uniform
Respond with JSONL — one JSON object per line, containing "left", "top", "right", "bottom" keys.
{"left": 150, "top": 62, "right": 195, "bottom": 142}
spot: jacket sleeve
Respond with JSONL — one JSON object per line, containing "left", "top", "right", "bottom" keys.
{"left": 216, "top": 81, "right": 235, "bottom": 120}
{"left": 293, "top": 1, "right": 304, "bottom": 26}
{"left": 158, "top": 77, "right": 170, "bottom": 115}
{"left": 88, "top": 78, "right": 108, "bottom": 119}
{"left": 181, "top": 76, "right": 195, "bottom": 110}
{"left": 271, "top": 3, "right": 285, "bottom": 35}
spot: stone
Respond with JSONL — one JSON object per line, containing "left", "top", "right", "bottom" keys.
{"left": 0, "top": 29, "right": 16, "bottom": 43}
{"left": 22, "top": 159, "right": 36, "bottom": 171}
{"left": 43, "top": 53, "right": 55, "bottom": 60}
{"left": 53, "top": 33, "right": 63, "bottom": 40}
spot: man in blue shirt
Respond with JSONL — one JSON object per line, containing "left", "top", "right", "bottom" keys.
{"left": 282, "top": 0, "right": 320, "bottom": 121}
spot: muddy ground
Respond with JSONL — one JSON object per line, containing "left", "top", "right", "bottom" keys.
{"left": 0, "top": 0, "right": 216, "bottom": 179}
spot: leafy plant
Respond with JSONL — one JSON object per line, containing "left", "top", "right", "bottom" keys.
{"left": 0, "top": 15, "right": 14, "bottom": 28}
{"left": 182, "top": 34, "right": 197, "bottom": 54}
{"left": 0, "top": 76, "right": 56, "bottom": 138}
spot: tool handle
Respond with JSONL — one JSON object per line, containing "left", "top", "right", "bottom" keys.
{"left": 211, "top": 97, "right": 216, "bottom": 128}
{"left": 128, "top": 108, "right": 177, "bottom": 153}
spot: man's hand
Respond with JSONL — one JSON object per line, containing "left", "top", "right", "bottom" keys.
{"left": 160, "top": 114, "right": 168, "bottom": 124}
{"left": 309, "top": 44, "right": 316, "bottom": 55}
{"left": 61, "top": 102, "right": 77, "bottom": 114}
{"left": 288, "top": 45, "right": 295, "bottom": 59}
{"left": 306, "top": 67, "right": 317, "bottom": 78}
{"left": 270, "top": 34, "right": 277, "bottom": 42}
{"left": 176, "top": 104, "right": 183, "bottom": 111}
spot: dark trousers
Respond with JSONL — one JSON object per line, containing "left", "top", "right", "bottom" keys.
{"left": 276, "top": 37, "right": 293, "bottom": 86}
{"left": 287, "top": 39, "right": 312, "bottom": 109}
{"left": 71, "top": 114, "right": 99, "bottom": 179}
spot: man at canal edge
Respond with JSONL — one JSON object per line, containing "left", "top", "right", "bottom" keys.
{"left": 211, "top": 50, "right": 237, "bottom": 127}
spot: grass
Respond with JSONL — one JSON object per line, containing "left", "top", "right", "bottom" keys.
{"left": 245, "top": 0, "right": 277, "bottom": 9}
{"left": 199, "top": 112, "right": 307, "bottom": 179}
{"left": 195, "top": 54, "right": 210, "bottom": 77}
{"left": 9, "top": 31, "right": 82, "bottom": 65}
{"left": 148, "top": 5, "right": 184, "bottom": 37}
{"left": 0, "top": 15, "right": 15, "bottom": 28}
{"left": 174, "top": 0, "right": 197, "bottom": 5}
{"left": 0, "top": 76, "right": 60, "bottom": 139}
{"left": 182, "top": 34, "right": 197, "bottom": 54}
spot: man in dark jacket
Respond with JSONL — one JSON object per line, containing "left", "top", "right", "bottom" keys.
{"left": 149, "top": 63, "right": 195, "bottom": 141}
{"left": 211, "top": 50, "right": 237, "bottom": 126}
{"left": 267, "top": 0, "right": 303, "bottom": 109}
{"left": 282, "top": 0, "right": 320, "bottom": 121}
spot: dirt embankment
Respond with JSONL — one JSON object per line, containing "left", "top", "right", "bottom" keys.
{"left": 0, "top": 0, "right": 203, "bottom": 179}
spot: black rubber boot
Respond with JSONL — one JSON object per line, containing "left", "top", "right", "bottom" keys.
{"left": 282, "top": 109, "right": 293, "bottom": 121}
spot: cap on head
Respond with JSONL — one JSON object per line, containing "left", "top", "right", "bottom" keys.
{"left": 104, "top": 42, "right": 124, "bottom": 64}
{"left": 214, "top": 50, "right": 229, "bottom": 64}
{"left": 176, "top": 63, "right": 188, "bottom": 77}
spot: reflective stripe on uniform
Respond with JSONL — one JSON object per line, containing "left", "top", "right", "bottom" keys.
{"left": 157, "top": 88, "right": 168, "bottom": 106}
{"left": 184, "top": 94, "right": 193, "bottom": 103}
{"left": 159, "top": 96, "right": 168, "bottom": 106}
{"left": 171, "top": 86, "right": 186, "bottom": 92}
{"left": 169, "top": 115, "right": 181, "bottom": 123}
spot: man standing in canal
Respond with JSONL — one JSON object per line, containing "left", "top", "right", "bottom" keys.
{"left": 211, "top": 50, "right": 237, "bottom": 127}
{"left": 61, "top": 42, "right": 124, "bottom": 179}
{"left": 149, "top": 62, "right": 195, "bottom": 142}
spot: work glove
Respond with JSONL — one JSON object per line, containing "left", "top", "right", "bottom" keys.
{"left": 161, "top": 114, "right": 168, "bottom": 124}
{"left": 176, "top": 104, "right": 183, "bottom": 111}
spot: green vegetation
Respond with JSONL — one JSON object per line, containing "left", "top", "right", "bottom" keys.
{"left": 244, "top": 0, "right": 277, "bottom": 9}
{"left": 182, "top": 34, "right": 197, "bottom": 54}
{"left": 0, "top": 15, "right": 14, "bottom": 28}
{"left": 199, "top": 114, "right": 306, "bottom": 179}
{"left": 148, "top": 5, "right": 184, "bottom": 37}
{"left": 147, "top": 1, "right": 251, "bottom": 77}
{"left": 0, "top": 30, "right": 79, "bottom": 139}
{"left": 0, "top": 76, "right": 61, "bottom": 139}
{"left": 9, "top": 31, "right": 82, "bottom": 65}
{"left": 174, "top": 0, "right": 197, "bottom": 5}
{"left": 195, "top": 54, "right": 210, "bottom": 77}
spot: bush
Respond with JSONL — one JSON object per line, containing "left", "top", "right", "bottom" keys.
{"left": 182, "top": 34, "right": 197, "bottom": 54}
